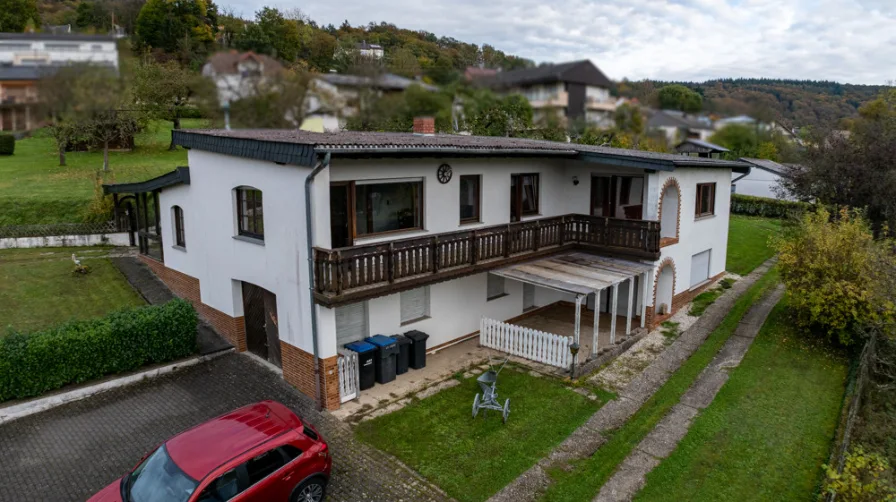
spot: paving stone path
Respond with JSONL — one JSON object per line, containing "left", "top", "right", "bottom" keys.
{"left": 595, "top": 285, "right": 785, "bottom": 501}
{"left": 488, "top": 259, "right": 776, "bottom": 502}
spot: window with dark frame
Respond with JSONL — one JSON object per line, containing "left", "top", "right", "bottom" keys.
{"left": 355, "top": 180, "right": 423, "bottom": 237}
{"left": 459, "top": 175, "right": 481, "bottom": 223}
{"left": 695, "top": 183, "right": 716, "bottom": 217}
{"left": 510, "top": 173, "right": 539, "bottom": 221}
{"left": 173, "top": 206, "right": 185, "bottom": 248}
{"left": 236, "top": 187, "right": 264, "bottom": 239}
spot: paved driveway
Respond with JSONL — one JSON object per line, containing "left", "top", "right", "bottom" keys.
{"left": 0, "top": 353, "right": 450, "bottom": 502}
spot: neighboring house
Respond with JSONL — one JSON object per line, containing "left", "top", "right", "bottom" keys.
{"left": 105, "top": 118, "right": 748, "bottom": 410}
{"left": 464, "top": 66, "right": 497, "bottom": 82}
{"left": 355, "top": 41, "right": 384, "bottom": 59}
{"left": 202, "top": 51, "right": 284, "bottom": 106}
{"left": 646, "top": 109, "right": 715, "bottom": 144}
{"left": 733, "top": 157, "right": 796, "bottom": 200}
{"left": 0, "top": 33, "right": 118, "bottom": 67}
{"left": 472, "top": 60, "right": 616, "bottom": 128}
{"left": 304, "top": 72, "right": 438, "bottom": 131}
{"left": 0, "top": 66, "right": 40, "bottom": 131}
{"left": 675, "top": 138, "right": 729, "bottom": 158}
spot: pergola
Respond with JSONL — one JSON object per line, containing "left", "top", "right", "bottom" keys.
{"left": 491, "top": 252, "right": 654, "bottom": 358}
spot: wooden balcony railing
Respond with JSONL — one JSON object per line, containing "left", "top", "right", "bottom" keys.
{"left": 313, "top": 214, "right": 660, "bottom": 306}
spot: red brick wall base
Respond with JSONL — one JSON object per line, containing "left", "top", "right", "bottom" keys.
{"left": 138, "top": 255, "right": 247, "bottom": 351}
{"left": 281, "top": 342, "right": 341, "bottom": 410}
{"left": 646, "top": 271, "right": 726, "bottom": 329}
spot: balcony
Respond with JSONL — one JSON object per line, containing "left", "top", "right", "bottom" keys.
{"left": 312, "top": 214, "right": 660, "bottom": 307}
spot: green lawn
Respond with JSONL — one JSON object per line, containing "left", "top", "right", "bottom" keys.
{"left": 0, "top": 120, "right": 206, "bottom": 226}
{"left": 355, "top": 368, "right": 613, "bottom": 502}
{"left": 637, "top": 296, "right": 848, "bottom": 501}
{"left": 539, "top": 267, "right": 781, "bottom": 502}
{"left": 0, "top": 247, "right": 145, "bottom": 333}
{"left": 726, "top": 215, "right": 783, "bottom": 275}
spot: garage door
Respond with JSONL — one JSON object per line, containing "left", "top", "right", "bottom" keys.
{"left": 690, "top": 250, "right": 711, "bottom": 287}
{"left": 336, "top": 301, "right": 368, "bottom": 347}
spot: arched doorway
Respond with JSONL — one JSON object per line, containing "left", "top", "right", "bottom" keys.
{"left": 655, "top": 261, "right": 675, "bottom": 316}
{"left": 659, "top": 179, "right": 680, "bottom": 240}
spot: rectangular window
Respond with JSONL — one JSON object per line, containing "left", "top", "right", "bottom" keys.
{"left": 336, "top": 301, "right": 368, "bottom": 346}
{"left": 690, "top": 249, "right": 711, "bottom": 287}
{"left": 237, "top": 188, "right": 264, "bottom": 239}
{"left": 695, "top": 183, "right": 716, "bottom": 217}
{"left": 400, "top": 287, "right": 430, "bottom": 324}
{"left": 487, "top": 274, "right": 506, "bottom": 300}
{"left": 173, "top": 206, "right": 185, "bottom": 248}
{"left": 510, "top": 173, "right": 539, "bottom": 221}
{"left": 355, "top": 180, "right": 423, "bottom": 237}
{"left": 459, "top": 175, "right": 481, "bottom": 223}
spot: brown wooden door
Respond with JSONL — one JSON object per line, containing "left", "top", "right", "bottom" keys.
{"left": 242, "top": 282, "right": 268, "bottom": 361}
{"left": 263, "top": 291, "right": 281, "bottom": 367}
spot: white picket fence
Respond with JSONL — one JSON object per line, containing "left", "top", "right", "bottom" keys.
{"left": 479, "top": 318, "right": 572, "bottom": 369}
{"left": 337, "top": 349, "right": 360, "bottom": 403}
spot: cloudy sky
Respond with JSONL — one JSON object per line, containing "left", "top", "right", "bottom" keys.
{"left": 220, "top": 0, "right": 895, "bottom": 85}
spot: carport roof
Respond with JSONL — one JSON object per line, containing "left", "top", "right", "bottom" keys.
{"left": 491, "top": 252, "right": 653, "bottom": 296}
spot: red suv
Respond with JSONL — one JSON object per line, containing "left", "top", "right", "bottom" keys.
{"left": 88, "top": 401, "right": 332, "bottom": 502}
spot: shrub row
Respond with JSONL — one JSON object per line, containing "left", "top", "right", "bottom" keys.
{"left": 731, "top": 193, "right": 811, "bottom": 218}
{"left": 0, "top": 134, "right": 14, "bottom": 155}
{"left": 0, "top": 299, "right": 198, "bottom": 402}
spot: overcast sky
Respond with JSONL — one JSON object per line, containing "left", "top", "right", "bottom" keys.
{"left": 220, "top": 0, "right": 895, "bottom": 85}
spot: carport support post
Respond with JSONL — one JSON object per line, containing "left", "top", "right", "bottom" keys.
{"left": 573, "top": 294, "right": 583, "bottom": 348}
{"left": 626, "top": 277, "right": 634, "bottom": 335}
{"left": 591, "top": 289, "right": 601, "bottom": 358}
{"left": 610, "top": 284, "right": 619, "bottom": 345}
{"left": 640, "top": 272, "right": 649, "bottom": 328}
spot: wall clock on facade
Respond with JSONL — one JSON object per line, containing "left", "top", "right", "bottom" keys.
{"left": 437, "top": 164, "right": 452, "bottom": 184}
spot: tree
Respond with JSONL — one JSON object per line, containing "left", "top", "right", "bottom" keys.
{"left": 614, "top": 103, "right": 645, "bottom": 135}
{"left": 710, "top": 123, "right": 758, "bottom": 158}
{"left": 461, "top": 89, "right": 533, "bottom": 136}
{"left": 657, "top": 84, "right": 703, "bottom": 113}
{"left": 134, "top": 0, "right": 218, "bottom": 59}
{"left": 75, "top": 1, "right": 110, "bottom": 31}
{"left": 389, "top": 47, "right": 421, "bottom": 78}
{"left": 0, "top": 0, "right": 39, "bottom": 32}
{"left": 251, "top": 7, "right": 302, "bottom": 62}
{"left": 36, "top": 65, "right": 92, "bottom": 166}
{"left": 73, "top": 67, "right": 140, "bottom": 171}
{"left": 824, "top": 446, "right": 896, "bottom": 502}
{"left": 226, "top": 69, "right": 313, "bottom": 128}
{"left": 132, "top": 59, "right": 196, "bottom": 150}
{"left": 307, "top": 30, "right": 336, "bottom": 72}
{"left": 233, "top": 23, "right": 273, "bottom": 55}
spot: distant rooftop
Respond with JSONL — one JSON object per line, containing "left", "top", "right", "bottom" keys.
{"left": 317, "top": 72, "right": 437, "bottom": 92}
{"left": 356, "top": 41, "right": 383, "bottom": 50}
{"left": 474, "top": 60, "right": 612, "bottom": 89}
{"left": 647, "top": 109, "right": 715, "bottom": 131}
{"left": 0, "top": 32, "right": 116, "bottom": 42}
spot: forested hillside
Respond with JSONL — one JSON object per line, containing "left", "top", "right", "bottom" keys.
{"left": 618, "top": 78, "right": 890, "bottom": 129}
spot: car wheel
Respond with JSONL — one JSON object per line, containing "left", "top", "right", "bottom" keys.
{"left": 292, "top": 478, "right": 327, "bottom": 502}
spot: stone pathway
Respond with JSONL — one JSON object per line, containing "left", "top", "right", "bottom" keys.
{"left": 487, "top": 259, "right": 775, "bottom": 502}
{"left": 595, "top": 285, "right": 785, "bottom": 502}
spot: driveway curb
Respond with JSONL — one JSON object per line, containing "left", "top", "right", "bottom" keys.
{"left": 0, "top": 349, "right": 233, "bottom": 425}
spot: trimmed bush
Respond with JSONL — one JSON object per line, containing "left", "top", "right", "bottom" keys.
{"left": 731, "top": 193, "right": 811, "bottom": 218}
{"left": 0, "top": 134, "right": 14, "bottom": 155}
{"left": 0, "top": 299, "right": 197, "bottom": 402}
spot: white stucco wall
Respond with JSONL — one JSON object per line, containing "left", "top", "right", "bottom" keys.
{"left": 158, "top": 150, "right": 316, "bottom": 353}
{"left": 0, "top": 232, "right": 129, "bottom": 249}
{"left": 731, "top": 168, "right": 790, "bottom": 200}
{"left": 0, "top": 39, "right": 118, "bottom": 67}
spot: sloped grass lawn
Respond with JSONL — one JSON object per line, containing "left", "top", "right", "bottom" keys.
{"left": 636, "top": 296, "right": 848, "bottom": 501}
{"left": 355, "top": 368, "right": 613, "bottom": 502}
{"left": 0, "top": 247, "right": 144, "bottom": 332}
{"left": 726, "top": 215, "right": 782, "bottom": 275}
{"left": 0, "top": 120, "right": 205, "bottom": 225}
{"left": 539, "top": 267, "right": 781, "bottom": 502}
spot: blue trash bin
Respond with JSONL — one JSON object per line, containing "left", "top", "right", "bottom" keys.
{"left": 344, "top": 340, "right": 377, "bottom": 390}
{"left": 365, "top": 335, "right": 399, "bottom": 384}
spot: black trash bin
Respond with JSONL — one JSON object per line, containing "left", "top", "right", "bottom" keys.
{"left": 391, "top": 335, "right": 412, "bottom": 375}
{"left": 344, "top": 340, "right": 377, "bottom": 390}
{"left": 365, "top": 335, "right": 399, "bottom": 384}
{"left": 404, "top": 330, "right": 430, "bottom": 370}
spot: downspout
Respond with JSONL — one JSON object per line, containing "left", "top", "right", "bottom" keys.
{"left": 304, "top": 152, "right": 331, "bottom": 410}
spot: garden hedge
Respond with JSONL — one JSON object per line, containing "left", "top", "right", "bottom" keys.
{"left": 0, "top": 134, "right": 14, "bottom": 155}
{"left": 731, "top": 193, "right": 811, "bottom": 218}
{"left": 0, "top": 299, "right": 198, "bottom": 402}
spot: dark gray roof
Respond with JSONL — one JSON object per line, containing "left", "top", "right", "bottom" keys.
{"left": 317, "top": 73, "right": 437, "bottom": 92}
{"left": 476, "top": 60, "right": 612, "bottom": 89}
{"left": 174, "top": 129, "right": 750, "bottom": 172}
{"left": 0, "top": 32, "right": 116, "bottom": 42}
{"left": 647, "top": 109, "right": 714, "bottom": 131}
{"left": 738, "top": 158, "right": 798, "bottom": 177}
{"left": 103, "top": 167, "right": 190, "bottom": 194}
{"left": 675, "top": 138, "right": 729, "bottom": 153}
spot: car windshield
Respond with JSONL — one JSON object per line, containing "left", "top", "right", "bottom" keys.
{"left": 128, "top": 445, "right": 198, "bottom": 502}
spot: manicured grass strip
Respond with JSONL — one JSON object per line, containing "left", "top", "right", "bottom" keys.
{"left": 726, "top": 215, "right": 782, "bottom": 275}
{"left": 688, "top": 288, "right": 723, "bottom": 316}
{"left": 636, "top": 296, "right": 848, "bottom": 502}
{"left": 0, "top": 247, "right": 145, "bottom": 333}
{"left": 539, "top": 267, "right": 781, "bottom": 502}
{"left": 355, "top": 368, "right": 612, "bottom": 502}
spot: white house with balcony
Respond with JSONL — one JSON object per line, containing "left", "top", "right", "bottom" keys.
{"left": 0, "top": 32, "right": 118, "bottom": 67}
{"left": 104, "top": 119, "right": 748, "bottom": 411}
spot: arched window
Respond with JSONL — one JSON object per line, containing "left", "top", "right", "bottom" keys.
{"left": 235, "top": 187, "right": 264, "bottom": 240}
{"left": 659, "top": 178, "right": 681, "bottom": 243}
{"left": 172, "top": 205, "right": 185, "bottom": 248}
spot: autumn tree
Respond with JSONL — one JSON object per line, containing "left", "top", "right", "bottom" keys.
{"left": 657, "top": 84, "right": 703, "bottom": 113}
{"left": 134, "top": 0, "right": 218, "bottom": 60}
{"left": 132, "top": 58, "right": 196, "bottom": 150}
{"left": 388, "top": 47, "right": 421, "bottom": 78}
{"left": 0, "top": 0, "right": 39, "bottom": 32}
{"left": 74, "top": 67, "right": 141, "bottom": 171}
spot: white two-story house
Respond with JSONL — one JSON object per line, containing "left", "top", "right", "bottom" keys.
{"left": 105, "top": 119, "right": 748, "bottom": 410}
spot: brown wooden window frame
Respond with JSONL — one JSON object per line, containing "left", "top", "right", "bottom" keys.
{"left": 459, "top": 175, "right": 481, "bottom": 224}
{"left": 173, "top": 205, "right": 185, "bottom": 248}
{"left": 511, "top": 173, "right": 540, "bottom": 221}
{"left": 695, "top": 182, "right": 716, "bottom": 218}
{"left": 354, "top": 179, "right": 424, "bottom": 238}
{"left": 236, "top": 187, "right": 264, "bottom": 240}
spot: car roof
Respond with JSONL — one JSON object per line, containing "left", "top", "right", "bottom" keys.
{"left": 165, "top": 401, "right": 302, "bottom": 480}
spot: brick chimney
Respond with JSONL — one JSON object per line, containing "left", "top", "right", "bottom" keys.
{"left": 413, "top": 117, "right": 435, "bottom": 135}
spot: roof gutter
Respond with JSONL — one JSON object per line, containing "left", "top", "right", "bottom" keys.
{"left": 315, "top": 147, "right": 577, "bottom": 157}
{"left": 304, "top": 152, "right": 331, "bottom": 411}
{"left": 732, "top": 166, "right": 752, "bottom": 184}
